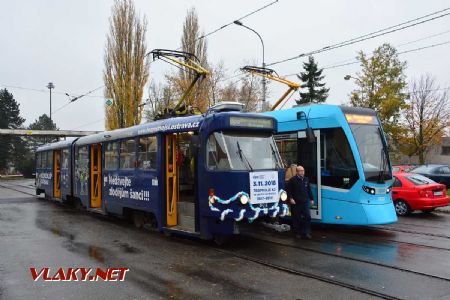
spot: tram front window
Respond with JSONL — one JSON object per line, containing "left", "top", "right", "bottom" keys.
{"left": 350, "top": 124, "right": 392, "bottom": 182}
{"left": 207, "top": 132, "right": 283, "bottom": 171}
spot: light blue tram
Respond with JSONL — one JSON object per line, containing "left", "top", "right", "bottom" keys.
{"left": 265, "top": 104, "right": 397, "bottom": 225}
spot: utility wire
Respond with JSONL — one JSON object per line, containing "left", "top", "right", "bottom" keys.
{"left": 195, "top": 0, "right": 278, "bottom": 44}
{"left": 268, "top": 8, "right": 450, "bottom": 66}
{"left": 0, "top": 84, "right": 104, "bottom": 99}
{"left": 52, "top": 85, "right": 105, "bottom": 115}
{"left": 0, "top": 84, "right": 47, "bottom": 94}
{"left": 396, "top": 29, "right": 450, "bottom": 47}
{"left": 147, "top": 0, "right": 279, "bottom": 64}
{"left": 283, "top": 40, "right": 450, "bottom": 76}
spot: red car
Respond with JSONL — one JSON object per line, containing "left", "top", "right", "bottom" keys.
{"left": 392, "top": 172, "right": 449, "bottom": 215}
{"left": 392, "top": 165, "right": 416, "bottom": 173}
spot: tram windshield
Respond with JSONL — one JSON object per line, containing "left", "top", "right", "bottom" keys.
{"left": 350, "top": 124, "right": 392, "bottom": 182}
{"left": 206, "top": 132, "right": 283, "bottom": 171}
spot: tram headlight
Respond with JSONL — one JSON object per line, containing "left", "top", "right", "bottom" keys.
{"left": 240, "top": 194, "right": 249, "bottom": 205}
{"left": 280, "top": 191, "right": 288, "bottom": 201}
{"left": 362, "top": 185, "right": 376, "bottom": 195}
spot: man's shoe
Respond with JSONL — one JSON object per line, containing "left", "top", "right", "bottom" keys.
{"left": 301, "top": 234, "right": 312, "bottom": 240}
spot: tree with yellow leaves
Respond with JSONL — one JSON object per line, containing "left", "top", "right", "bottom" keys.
{"left": 104, "top": 0, "right": 149, "bottom": 130}
{"left": 349, "top": 43, "right": 408, "bottom": 145}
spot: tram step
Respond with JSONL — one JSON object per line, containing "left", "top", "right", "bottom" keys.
{"left": 178, "top": 215, "right": 195, "bottom": 232}
{"left": 178, "top": 201, "right": 195, "bottom": 216}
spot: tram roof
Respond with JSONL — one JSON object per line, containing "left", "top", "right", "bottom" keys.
{"left": 36, "top": 111, "right": 276, "bottom": 149}
{"left": 75, "top": 114, "right": 204, "bottom": 146}
{"left": 264, "top": 103, "right": 376, "bottom": 123}
{"left": 36, "top": 139, "right": 75, "bottom": 152}
{"left": 74, "top": 111, "right": 273, "bottom": 146}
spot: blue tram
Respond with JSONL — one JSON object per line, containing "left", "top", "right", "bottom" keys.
{"left": 264, "top": 104, "right": 398, "bottom": 225}
{"left": 36, "top": 104, "right": 288, "bottom": 240}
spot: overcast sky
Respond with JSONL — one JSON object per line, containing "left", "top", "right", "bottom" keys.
{"left": 1, "top": 0, "right": 449, "bottom": 132}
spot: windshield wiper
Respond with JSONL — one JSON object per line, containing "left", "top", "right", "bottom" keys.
{"left": 236, "top": 141, "right": 253, "bottom": 171}
{"left": 270, "top": 142, "right": 282, "bottom": 169}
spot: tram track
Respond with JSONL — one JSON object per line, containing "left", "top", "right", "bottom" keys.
{"left": 0, "top": 182, "right": 37, "bottom": 197}
{"left": 3, "top": 180, "right": 450, "bottom": 299}
{"left": 241, "top": 231, "right": 450, "bottom": 282}
{"left": 372, "top": 225, "right": 450, "bottom": 239}
{"left": 214, "top": 246, "right": 402, "bottom": 300}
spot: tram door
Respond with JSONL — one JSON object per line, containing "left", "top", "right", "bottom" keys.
{"left": 53, "top": 150, "right": 61, "bottom": 199}
{"left": 165, "top": 134, "right": 178, "bottom": 226}
{"left": 297, "top": 130, "right": 322, "bottom": 219}
{"left": 90, "top": 144, "right": 102, "bottom": 209}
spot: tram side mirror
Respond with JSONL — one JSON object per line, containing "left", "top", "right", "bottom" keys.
{"left": 306, "top": 127, "right": 316, "bottom": 143}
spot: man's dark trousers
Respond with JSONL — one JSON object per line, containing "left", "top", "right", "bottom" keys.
{"left": 291, "top": 200, "right": 311, "bottom": 236}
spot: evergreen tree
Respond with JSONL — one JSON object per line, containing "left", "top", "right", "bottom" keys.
{"left": 28, "top": 114, "right": 58, "bottom": 150}
{"left": 0, "top": 89, "right": 25, "bottom": 171}
{"left": 296, "top": 56, "right": 329, "bottom": 105}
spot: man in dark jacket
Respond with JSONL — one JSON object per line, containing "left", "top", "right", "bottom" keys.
{"left": 287, "top": 165, "right": 314, "bottom": 239}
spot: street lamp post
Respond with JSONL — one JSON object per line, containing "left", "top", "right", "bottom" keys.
{"left": 233, "top": 20, "right": 266, "bottom": 108}
{"left": 47, "top": 82, "right": 55, "bottom": 122}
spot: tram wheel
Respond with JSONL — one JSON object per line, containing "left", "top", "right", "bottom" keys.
{"left": 394, "top": 200, "right": 411, "bottom": 216}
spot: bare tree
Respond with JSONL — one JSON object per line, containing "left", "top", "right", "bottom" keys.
{"left": 208, "top": 62, "right": 226, "bottom": 106}
{"left": 144, "top": 82, "right": 176, "bottom": 121}
{"left": 219, "top": 81, "right": 239, "bottom": 103}
{"left": 164, "top": 7, "right": 210, "bottom": 113}
{"left": 238, "top": 73, "right": 262, "bottom": 112}
{"left": 400, "top": 75, "right": 450, "bottom": 163}
{"left": 104, "top": 0, "right": 149, "bottom": 130}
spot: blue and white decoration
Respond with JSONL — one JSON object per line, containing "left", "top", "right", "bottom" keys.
{"left": 209, "top": 190, "right": 287, "bottom": 222}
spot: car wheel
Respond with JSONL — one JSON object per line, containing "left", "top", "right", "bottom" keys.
{"left": 395, "top": 200, "right": 410, "bottom": 216}
{"left": 421, "top": 208, "right": 435, "bottom": 214}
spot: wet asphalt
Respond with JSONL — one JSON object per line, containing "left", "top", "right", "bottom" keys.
{"left": 1, "top": 179, "right": 450, "bottom": 299}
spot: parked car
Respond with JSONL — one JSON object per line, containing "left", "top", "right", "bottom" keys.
{"left": 392, "top": 165, "right": 416, "bottom": 173}
{"left": 410, "top": 164, "right": 450, "bottom": 189}
{"left": 392, "top": 172, "right": 449, "bottom": 216}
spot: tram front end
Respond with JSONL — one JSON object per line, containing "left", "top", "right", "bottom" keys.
{"left": 198, "top": 112, "right": 287, "bottom": 239}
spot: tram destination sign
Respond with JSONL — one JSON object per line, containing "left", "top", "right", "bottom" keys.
{"left": 249, "top": 171, "right": 279, "bottom": 204}
{"left": 345, "top": 114, "right": 377, "bottom": 125}
{"left": 230, "top": 116, "right": 273, "bottom": 129}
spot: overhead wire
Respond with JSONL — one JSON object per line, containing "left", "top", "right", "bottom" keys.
{"left": 51, "top": 85, "right": 105, "bottom": 115}
{"left": 282, "top": 40, "right": 450, "bottom": 76}
{"left": 267, "top": 7, "right": 450, "bottom": 67}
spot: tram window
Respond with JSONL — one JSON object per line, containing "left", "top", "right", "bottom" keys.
{"left": 41, "top": 152, "right": 46, "bottom": 168}
{"left": 120, "top": 139, "right": 136, "bottom": 170}
{"left": 276, "top": 139, "right": 297, "bottom": 167}
{"left": 36, "top": 153, "right": 41, "bottom": 169}
{"left": 46, "top": 151, "right": 52, "bottom": 168}
{"left": 105, "top": 142, "right": 119, "bottom": 170}
{"left": 62, "top": 149, "right": 69, "bottom": 169}
{"left": 320, "top": 128, "right": 358, "bottom": 189}
{"left": 207, "top": 133, "right": 230, "bottom": 170}
{"left": 138, "top": 136, "right": 157, "bottom": 170}
{"left": 207, "top": 132, "right": 282, "bottom": 171}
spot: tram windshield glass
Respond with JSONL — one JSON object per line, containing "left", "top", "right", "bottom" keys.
{"left": 207, "top": 132, "right": 283, "bottom": 171}
{"left": 350, "top": 124, "right": 392, "bottom": 182}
